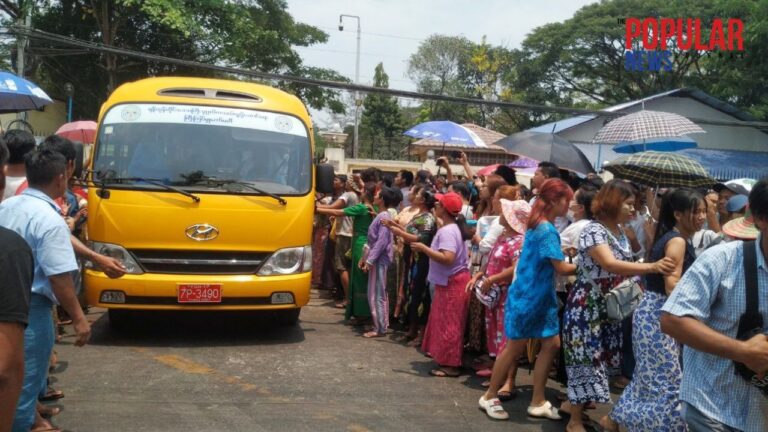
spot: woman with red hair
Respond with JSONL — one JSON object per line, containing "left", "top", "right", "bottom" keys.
{"left": 479, "top": 178, "right": 577, "bottom": 421}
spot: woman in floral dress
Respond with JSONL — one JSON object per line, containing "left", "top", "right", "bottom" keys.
{"left": 606, "top": 189, "right": 705, "bottom": 431}
{"left": 562, "top": 179, "right": 675, "bottom": 432}
{"left": 467, "top": 198, "right": 529, "bottom": 400}
{"left": 386, "top": 188, "right": 437, "bottom": 344}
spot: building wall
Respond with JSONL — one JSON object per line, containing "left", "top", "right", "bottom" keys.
{"left": 557, "top": 96, "right": 768, "bottom": 153}
{"left": 0, "top": 99, "right": 67, "bottom": 137}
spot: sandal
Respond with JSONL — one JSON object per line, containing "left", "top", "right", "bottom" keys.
{"left": 429, "top": 368, "right": 460, "bottom": 378}
{"left": 39, "top": 388, "right": 64, "bottom": 402}
{"left": 362, "top": 331, "right": 385, "bottom": 338}
{"left": 478, "top": 396, "right": 509, "bottom": 420}
{"left": 39, "top": 406, "right": 61, "bottom": 418}
{"left": 527, "top": 400, "right": 562, "bottom": 420}
{"left": 475, "top": 368, "right": 493, "bottom": 377}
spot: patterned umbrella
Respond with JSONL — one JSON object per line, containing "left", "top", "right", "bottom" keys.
{"left": 593, "top": 110, "right": 705, "bottom": 143}
{"left": 602, "top": 151, "right": 714, "bottom": 188}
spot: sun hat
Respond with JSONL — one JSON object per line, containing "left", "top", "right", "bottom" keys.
{"left": 722, "top": 206, "right": 758, "bottom": 240}
{"left": 346, "top": 177, "right": 361, "bottom": 193}
{"left": 435, "top": 192, "right": 463, "bottom": 215}
{"left": 714, "top": 178, "right": 757, "bottom": 196}
{"left": 726, "top": 194, "right": 748, "bottom": 213}
{"left": 500, "top": 199, "right": 531, "bottom": 234}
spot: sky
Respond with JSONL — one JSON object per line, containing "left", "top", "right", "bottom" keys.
{"left": 285, "top": 0, "right": 598, "bottom": 127}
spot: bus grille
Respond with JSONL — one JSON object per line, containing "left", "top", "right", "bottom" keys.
{"left": 130, "top": 250, "right": 269, "bottom": 275}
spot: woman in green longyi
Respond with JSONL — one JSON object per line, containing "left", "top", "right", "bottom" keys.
{"left": 316, "top": 182, "right": 377, "bottom": 322}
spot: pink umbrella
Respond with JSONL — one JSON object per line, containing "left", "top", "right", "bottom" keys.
{"left": 55, "top": 120, "right": 97, "bottom": 143}
{"left": 477, "top": 164, "right": 501, "bottom": 177}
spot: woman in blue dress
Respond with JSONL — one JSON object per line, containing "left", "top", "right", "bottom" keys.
{"left": 605, "top": 189, "right": 706, "bottom": 432}
{"left": 479, "top": 178, "right": 577, "bottom": 421}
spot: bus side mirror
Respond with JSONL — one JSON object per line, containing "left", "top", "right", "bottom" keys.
{"left": 73, "top": 141, "right": 84, "bottom": 179}
{"left": 315, "top": 163, "right": 334, "bottom": 194}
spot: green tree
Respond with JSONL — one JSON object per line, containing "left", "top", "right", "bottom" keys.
{"left": 407, "top": 34, "right": 481, "bottom": 123}
{"left": 510, "top": 0, "right": 768, "bottom": 119}
{"left": 2, "top": 0, "right": 349, "bottom": 119}
{"left": 359, "top": 63, "right": 406, "bottom": 159}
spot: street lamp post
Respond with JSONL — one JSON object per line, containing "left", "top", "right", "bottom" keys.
{"left": 339, "top": 14, "right": 361, "bottom": 159}
{"left": 64, "top": 82, "right": 74, "bottom": 123}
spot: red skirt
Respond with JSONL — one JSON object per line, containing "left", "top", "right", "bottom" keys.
{"left": 421, "top": 270, "right": 470, "bottom": 367}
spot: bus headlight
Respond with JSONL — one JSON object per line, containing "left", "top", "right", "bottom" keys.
{"left": 85, "top": 241, "right": 144, "bottom": 275}
{"left": 258, "top": 246, "right": 312, "bottom": 276}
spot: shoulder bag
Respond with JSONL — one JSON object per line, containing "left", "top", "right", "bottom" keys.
{"left": 581, "top": 224, "right": 643, "bottom": 322}
{"left": 734, "top": 240, "right": 768, "bottom": 397}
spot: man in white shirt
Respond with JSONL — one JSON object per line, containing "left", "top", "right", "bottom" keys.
{"left": 2, "top": 130, "right": 36, "bottom": 200}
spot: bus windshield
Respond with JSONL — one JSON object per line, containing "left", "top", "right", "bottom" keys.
{"left": 92, "top": 103, "right": 312, "bottom": 195}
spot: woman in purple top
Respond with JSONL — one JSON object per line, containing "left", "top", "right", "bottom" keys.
{"left": 361, "top": 187, "right": 402, "bottom": 338}
{"left": 410, "top": 192, "right": 471, "bottom": 378}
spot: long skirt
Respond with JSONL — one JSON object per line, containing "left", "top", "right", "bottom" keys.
{"left": 485, "top": 289, "right": 508, "bottom": 357}
{"left": 405, "top": 252, "right": 431, "bottom": 326}
{"left": 421, "top": 271, "right": 470, "bottom": 367}
{"left": 465, "top": 293, "right": 486, "bottom": 352}
{"left": 311, "top": 224, "right": 329, "bottom": 286}
{"left": 610, "top": 291, "right": 687, "bottom": 431}
{"left": 367, "top": 262, "right": 390, "bottom": 335}
{"left": 346, "top": 235, "right": 371, "bottom": 319}
{"left": 563, "top": 276, "right": 623, "bottom": 404}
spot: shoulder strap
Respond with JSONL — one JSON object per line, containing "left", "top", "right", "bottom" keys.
{"left": 743, "top": 240, "right": 759, "bottom": 317}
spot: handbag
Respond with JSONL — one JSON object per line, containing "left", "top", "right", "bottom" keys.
{"left": 734, "top": 241, "right": 768, "bottom": 397}
{"left": 472, "top": 276, "right": 501, "bottom": 309}
{"left": 581, "top": 223, "right": 643, "bottom": 322}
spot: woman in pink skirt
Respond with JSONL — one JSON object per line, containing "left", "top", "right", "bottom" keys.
{"left": 410, "top": 192, "right": 471, "bottom": 377}
{"left": 467, "top": 198, "right": 530, "bottom": 397}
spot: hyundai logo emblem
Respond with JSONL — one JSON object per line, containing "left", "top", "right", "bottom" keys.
{"left": 185, "top": 224, "right": 219, "bottom": 241}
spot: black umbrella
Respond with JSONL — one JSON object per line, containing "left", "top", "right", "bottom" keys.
{"left": 493, "top": 131, "right": 594, "bottom": 174}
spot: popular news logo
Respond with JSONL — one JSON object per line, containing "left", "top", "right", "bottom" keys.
{"left": 622, "top": 18, "right": 745, "bottom": 72}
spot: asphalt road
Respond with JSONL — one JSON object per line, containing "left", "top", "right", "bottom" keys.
{"left": 47, "top": 290, "right": 612, "bottom": 432}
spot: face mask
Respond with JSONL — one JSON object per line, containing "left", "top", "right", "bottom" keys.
{"left": 566, "top": 210, "right": 575, "bottom": 222}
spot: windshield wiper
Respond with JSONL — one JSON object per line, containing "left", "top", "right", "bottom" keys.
{"left": 191, "top": 177, "right": 287, "bottom": 206}
{"left": 105, "top": 177, "right": 201, "bottom": 203}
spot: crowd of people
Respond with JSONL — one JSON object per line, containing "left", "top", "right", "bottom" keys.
{"left": 311, "top": 152, "right": 768, "bottom": 432}
{"left": 0, "top": 131, "right": 126, "bottom": 432}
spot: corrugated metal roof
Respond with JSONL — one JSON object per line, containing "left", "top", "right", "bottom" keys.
{"left": 527, "top": 88, "right": 758, "bottom": 134}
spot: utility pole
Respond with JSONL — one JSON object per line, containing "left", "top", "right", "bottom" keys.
{"left": 16, "top": 2, "right": 32, "bottom": 120}
{"left": 339, "top": 14, "right": 361, "bottom": 158}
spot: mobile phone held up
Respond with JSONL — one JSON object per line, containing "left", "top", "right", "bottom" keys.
{"left": 450, "top": 150, "right": 462, "bottom": 160}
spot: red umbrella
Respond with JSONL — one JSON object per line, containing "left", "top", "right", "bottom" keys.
{"left": 477, "top": 164, "right": 500, "bottom": 177}
{"left": 55, "top": 120, "right": 97, "bottom": 143}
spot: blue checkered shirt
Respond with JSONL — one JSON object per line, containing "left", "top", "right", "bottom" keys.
{"left": 662, "top": 237, "right": 768, "bottom": 432}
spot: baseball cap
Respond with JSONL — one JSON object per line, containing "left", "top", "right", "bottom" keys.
{"left": 726, "top": 194, "right": 748, "bottom": 213}
{"left": 435, "top": 192, "right": 463, "bottom": 215}
{"left": 714, "top": 178, "right": 756, "bottom": 196}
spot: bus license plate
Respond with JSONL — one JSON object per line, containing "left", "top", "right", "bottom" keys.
{"left": 178, "top": 284, "right": 222, "bottom": 303}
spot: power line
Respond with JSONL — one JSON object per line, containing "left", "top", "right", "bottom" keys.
{"left": 10, "top": 26, "right": 768, "bottom": 130}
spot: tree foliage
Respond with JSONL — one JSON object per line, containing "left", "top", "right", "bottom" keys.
{"left": 1, "top": 0, "right": 349, "bottom": 119}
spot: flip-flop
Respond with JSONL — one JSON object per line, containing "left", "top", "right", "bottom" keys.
{"left": 476, "top": 368, "right": 493, "bottom": 377}
{"left": 362, "top": 331, "right": 385, "bottom": 338}
{"left": 39, "top": 389, "right": 64, "bottom": 402}
{"left": 39, "top": 406, "right": 61, "bottom": 418}
{"left": 429, "top": 368, "right": 460, "bottom": 378}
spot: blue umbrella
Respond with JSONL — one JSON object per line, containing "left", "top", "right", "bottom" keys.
{"left": 614, "top": 135, "right": 698, "bottom": 154}
{"left": 0, "top": 71, "right": 53, "bottom": 114}
{"left": 403, "top": 120, "right": 488, "bottom": 148}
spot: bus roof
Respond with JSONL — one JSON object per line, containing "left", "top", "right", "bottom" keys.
{"left": 99, "top": 77, "right": 312, "bottom": 126}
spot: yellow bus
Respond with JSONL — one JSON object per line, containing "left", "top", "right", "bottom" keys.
{"left": 83, "top": 77, "right": 333, "bottom": 328}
